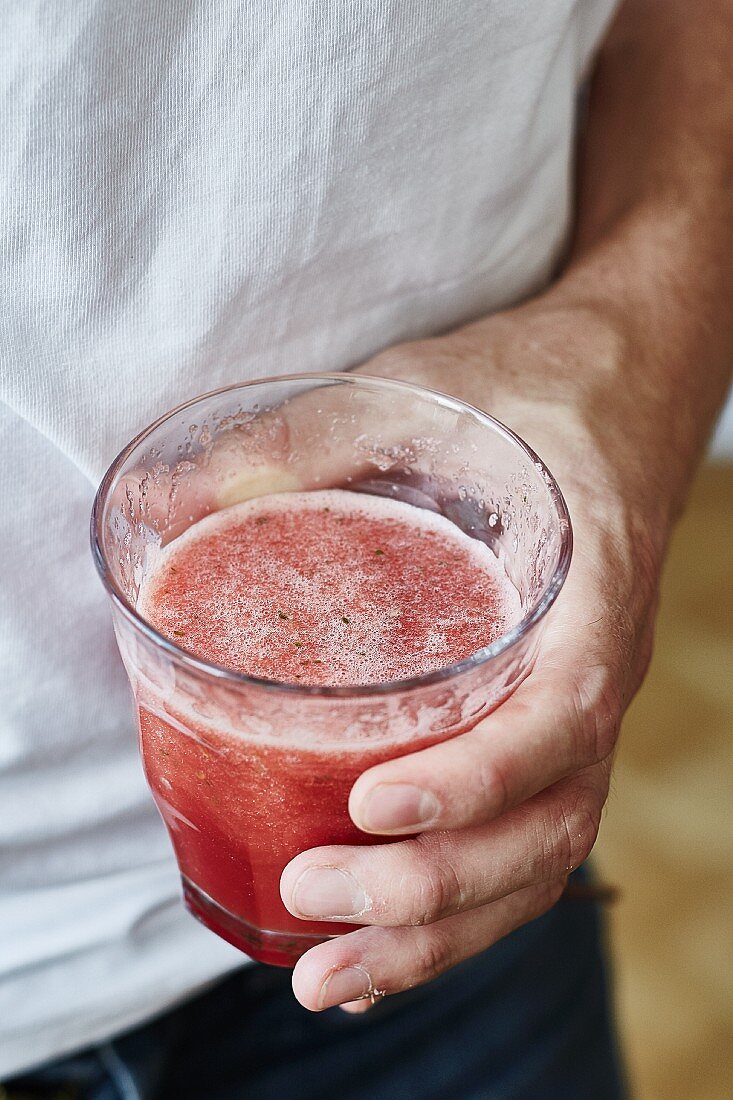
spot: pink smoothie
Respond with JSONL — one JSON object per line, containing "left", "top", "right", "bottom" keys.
{"left": 136, "top": 490, "right": 520, "bottom": 964}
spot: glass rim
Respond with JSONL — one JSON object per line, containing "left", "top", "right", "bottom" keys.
{"left": 91, "top": 372, "right": 573, "bottom": 699}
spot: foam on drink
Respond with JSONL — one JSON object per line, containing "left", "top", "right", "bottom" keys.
{"left": 138, "top": 489, "right": 521, "bottom": 687}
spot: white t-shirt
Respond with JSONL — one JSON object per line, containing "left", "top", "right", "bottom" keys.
{"left": 0, "top": 0, "right": 617, "bottom": 1076}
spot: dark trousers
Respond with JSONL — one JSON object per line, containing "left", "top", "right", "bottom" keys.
{"left": 5, "top": 867, "right": 627, "bottom": 1100}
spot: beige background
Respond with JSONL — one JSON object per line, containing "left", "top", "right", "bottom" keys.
{"left": 594, "top": 463, "right": 733, "bottom": 1100}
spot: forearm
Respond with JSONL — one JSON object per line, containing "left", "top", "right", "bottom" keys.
{"left": 543, "top": 0, "right": 733, "bottom": 524}
{"left": 363, "top": 1, "right": 732, "bottom": 559}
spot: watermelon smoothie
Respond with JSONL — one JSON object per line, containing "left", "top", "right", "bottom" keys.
{"left": 136, "top": 490, "right": 521, "bottom": 965}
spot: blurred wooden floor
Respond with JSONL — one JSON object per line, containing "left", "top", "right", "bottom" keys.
{"left": 594, "top": 463, "right": 733, "bottom": 1100}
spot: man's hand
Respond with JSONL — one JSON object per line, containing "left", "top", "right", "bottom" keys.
{"left": 279, "top": 0, "right": 733, "bottom": 1010}
{"left": 280, "top": 301, "right": 662, "bottom": 1011}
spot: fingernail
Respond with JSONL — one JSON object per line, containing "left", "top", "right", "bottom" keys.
{"left": 318, "top": 965, "right": 372, "bottom": 1009}
{"left": 359, "top": 783, "right": 440, "bottom": 832}
{"left": 291, "top": 867, "right": 368, "bottom": 919}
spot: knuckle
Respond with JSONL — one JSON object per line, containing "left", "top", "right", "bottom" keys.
{"left": 535, "top": 788, "right": 601, "bottom": 881}
{"left": 401, "top": 870, "right": 446, "bottom": 926}
{"left": 455, "top": 737, "right": 512, "bottom": 822}
{"left": 403, "top": 837, "right": 470, "bottom": 925}
{"left": 475, "top": 748, "right": 511, "bottom": 819}
{"left": 569, "top": 669, "right": 623, "bottom": 765}
{"left": 557, "top": 789, "right": 601, "bottom": 873}
{"left": 411, "top": 926, "right": 453, "bottom": 984}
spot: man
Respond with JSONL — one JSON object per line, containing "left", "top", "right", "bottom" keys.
{"left": 1, "top": 1, "right": 731, "bottom": 1096}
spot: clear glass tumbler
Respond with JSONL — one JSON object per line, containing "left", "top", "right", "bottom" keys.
{"left": 91, "top": 374, "right": 572, "bottom": 967}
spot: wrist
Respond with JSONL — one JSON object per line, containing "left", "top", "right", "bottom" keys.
{"left": 487, "top": 291, "right": 704, "bottom": 545}
{"left": 466, "top": 297, "right": 667, "bottom": 510}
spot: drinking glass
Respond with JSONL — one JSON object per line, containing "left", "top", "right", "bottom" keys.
{"left": 91, "top": 374, "right": 572, "bottom": 967}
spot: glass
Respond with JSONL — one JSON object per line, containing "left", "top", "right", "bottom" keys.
{"left": 91, "top": 374, "right": 572, "bottom": 967}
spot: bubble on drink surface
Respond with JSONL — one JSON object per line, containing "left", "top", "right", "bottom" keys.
{"left": 138, "top": 489, "right": 522, "bottom": 690}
